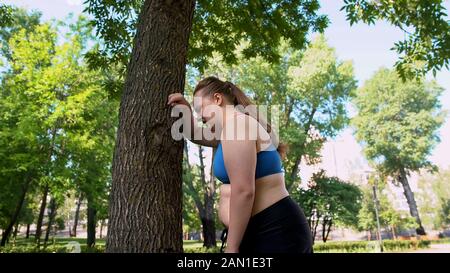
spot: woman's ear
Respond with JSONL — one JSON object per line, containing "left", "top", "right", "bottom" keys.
{"left": 213, "top": 92, "right": 223, "bottom": 105}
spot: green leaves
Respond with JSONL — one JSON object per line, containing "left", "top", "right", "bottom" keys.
{"left": 357, "top": 184, "right": 417, "bottom": 232}
{"left": 0, "top": 4, "right": 14, "bottom": 28}
{"left": 341, "top": 0, "right": 450, "bottom": 80}
{"left": 190, "top": 0, "right": 329, "bottom": 72}
{"left": 352, "top": 68, "right": 445, "bottom": 176}
{"left": 0, "top": 14, "right": 118, "bottom": 232}
{"left": 84, "top": 0, "right": 329, "bottom": 75}
{"left": 83, "top": 0, "right": 142, "bottom": 68}
{"left": 293, "top": 170, "right": 362, "bottom": 229}
{"left": 417, "top": 168, "right": 450, "bottom": 229}
{"left": 0, "top": 7, "right": 41, "bottom": 63}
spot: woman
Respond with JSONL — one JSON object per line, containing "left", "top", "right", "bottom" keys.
{"left": 167, "top": 76, "right": 313, "bottom": 253}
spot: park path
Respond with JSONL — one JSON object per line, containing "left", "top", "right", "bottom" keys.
{"left": 406, "top": 244, "right": 450, "bottom": 253}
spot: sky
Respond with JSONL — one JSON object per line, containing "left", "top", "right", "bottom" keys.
{"left": 3, "top": 0, "right": 450, "bottom": 192}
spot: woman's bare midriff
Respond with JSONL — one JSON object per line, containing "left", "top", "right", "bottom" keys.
{"left": 217, "top": 111, "right": 289, "bottom": 228}
{"left": 218, "top": 172, "right": 289, "bottom": 228}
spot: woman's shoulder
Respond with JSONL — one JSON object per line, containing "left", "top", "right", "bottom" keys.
{"left": 222, "top": 112, "right": 276, "bottom": 152}
{"left": 221, "top": 112, "right": 259, "bottom": 140}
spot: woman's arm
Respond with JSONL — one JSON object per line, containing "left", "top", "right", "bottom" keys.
{"left": 221, "top": 114, "right": 257, "bottom": 253}
{"left": 187, "top": 109, "right": 219, "bottom": 147}
{"left": 168, "top": 93, "right": 219, "bottom": 147}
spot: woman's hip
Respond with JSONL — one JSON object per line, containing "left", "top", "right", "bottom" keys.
{"left": 239, "top": 195, "right": 313, "bottom": 253}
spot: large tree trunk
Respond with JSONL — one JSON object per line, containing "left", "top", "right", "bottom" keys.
{"left": 44, "top": 198, "right": 57, "bottom": 247}
{"left": 35, "top": 185, "right": 49, "bottom": 247}
{"left": 1, "top": 177, "right": 30, "bottom": 246}
{"left": 398, "top": 168, "right": 426, "bottom": 235}
{"left": 198, "top": 146, "right": 216, "bottom": 248}
{"left": 106, "top": 0, "right": 196, "bottom": 253}
{"left": 87, "top": 197, "right": 97, "bottom": 248}
{"left": 71, "top": 194, "right": 83, "bottom": 237}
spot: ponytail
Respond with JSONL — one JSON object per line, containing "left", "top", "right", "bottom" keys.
{"left": 224, "top": 81, "right": 253, "bottom": 107}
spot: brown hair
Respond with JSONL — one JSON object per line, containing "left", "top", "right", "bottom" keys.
{"left": 193, "top": 76, "right": 289, "bottom": 159}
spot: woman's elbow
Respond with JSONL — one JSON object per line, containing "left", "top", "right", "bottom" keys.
{"left": 232, "top": 184, "right": 255, "bottom": 199}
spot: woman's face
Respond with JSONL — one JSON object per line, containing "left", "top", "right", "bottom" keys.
{"left": 193, "top": 89, "right": 226, "bottom": 131}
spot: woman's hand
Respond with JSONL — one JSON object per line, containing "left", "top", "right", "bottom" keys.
{"left": 167, "top": 93, "right": 190, "bottom": 108}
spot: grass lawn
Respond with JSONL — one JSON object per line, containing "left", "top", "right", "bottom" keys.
{"left": 10, "top": 236, "right": 106, "bottom": 246}
{"left": 183, "top": 240, "right": 204, "bottom": 249}
{"left": 3, "top": 237, "right": 448, "bottom": 253}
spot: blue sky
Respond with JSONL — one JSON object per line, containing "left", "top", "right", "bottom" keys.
{"left": 3, "top": 0, "right": 450, "bottom": 183}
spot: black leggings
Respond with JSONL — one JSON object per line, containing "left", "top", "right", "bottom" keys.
{"left": 220, "top": 195, "right": 313, "bottom": 253}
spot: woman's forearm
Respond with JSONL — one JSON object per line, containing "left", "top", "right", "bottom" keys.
{"left": 180, "top": 106, "right": 197, "bottom": 140}
{"left": 226, "top": 187, "right": 255, "bottom": 250}
{"left": 182, "top": 106, "right": 219, "bottom": 147}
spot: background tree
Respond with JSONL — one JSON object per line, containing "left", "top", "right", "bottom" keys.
{"left": 0, "top": 22, "right": 58, "bottom": 246}
{"left": 0, "top": 7, "right": 41, "bottom": 62}
{"left": 0, "top": 14, "right": 117, "bottom": 248}
{"left": 0, "top": 4, "right": 14, "bottom": 28}
{"left": 292, "top": 170, "right": 362, "bottom": 243}
{"left": 352, "top": 68, "right": 446, "bottom": 235}
{"left": 183, "top": 141, "right": 218, "bottom": 248}
{"left": 357, "top": 183, "right": 417, "bottom": 240}
{"left": 417, "top": 168, "right": 450, "bottom": 230}
{"left": 182, "top": 163, "right": 202, "bottom": 241}
{"left": 0, "top": 8, "right": 44, "bottom": 245}
{"left": 182, "top": 140, "right": 221, "bottom": 247}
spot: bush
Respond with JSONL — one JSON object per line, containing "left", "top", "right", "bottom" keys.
{"left": 314, "top": 241, "right": 369, "bottom": 253}
{"left": 0, "top": 245, "right": 68, "bottom": 253}
{"left": 313, "top": 239, "right": 430, "bottom": 253}
{"left": 183, "top": 240, "right": 431, "bottom": 253}
{"left": 0, "top": 244, "right": 105, "bottom": 253}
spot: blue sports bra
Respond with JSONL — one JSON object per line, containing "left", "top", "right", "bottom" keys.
{"left": 213, "top": 142, "right": 284, "bottom": 184}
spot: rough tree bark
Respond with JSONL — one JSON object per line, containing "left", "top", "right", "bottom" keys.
{"left": 106, "top": 0, "right": 196, "bottom": 253}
